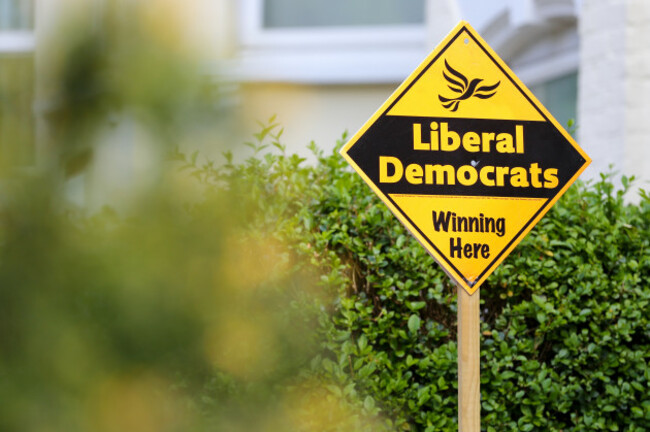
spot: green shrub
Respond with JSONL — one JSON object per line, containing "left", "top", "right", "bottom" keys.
{"left": 2, "top": 109, "right": 649, "bottom": 431}
{"left": 208, "top": 122, "right": 650, "bottom": 431}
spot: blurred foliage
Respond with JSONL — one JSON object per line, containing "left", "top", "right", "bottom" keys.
{"left": 0, "top": 2, "right": 385, "bottom": 431}
{"left": 0, "top": 54, "right": 34, "bottom": 167}
{"left": 1, "top": 2, "right": 650, "bottom": 432}
{"left": 47, "top": 1, "right": 205, "bottom": 177}
{"left": 0, "top": 138, "right": 365, "bottom": 431}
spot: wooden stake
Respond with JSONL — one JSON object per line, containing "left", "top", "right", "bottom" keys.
{"left": 457, "top": 286, "right": 480, "bottom": 432}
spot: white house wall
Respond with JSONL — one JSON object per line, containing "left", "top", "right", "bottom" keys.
{"left": 230, "top": 1, "right": 585, "bottom": 163}
{"left": 235, "top": 83, "right": 396, "bottom": 160}
{"left": 229, "top": 0, "right": 460, "bottom": 160}
{"left": 578, "top": 0, "right": 650, "bottom": 189}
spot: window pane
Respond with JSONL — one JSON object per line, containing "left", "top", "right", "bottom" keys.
{"left": 263, "top": 0, "right": 425, "bottom": 28}
{"left": 530, "top": 72, "right": 577, "bottom": 132}
{"left": 0, "top": 0, "right": 34, "bottom": 30}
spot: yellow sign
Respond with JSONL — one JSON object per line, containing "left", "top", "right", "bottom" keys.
{"left": 340, "top": 21, "right": 591, "bottom": 295}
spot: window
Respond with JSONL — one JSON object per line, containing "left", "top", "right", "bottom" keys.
{"left": 0, "top": 0, "right": 34, "bottom": 30}
{"left": 232, "top": 0, "right": 429, "bottom": 83}
{"left": 262, "top": 0, "right": 424, "bottom": 28}
{"left": 0, "top": 0, "right": 35, "bottom": 167}
{"left": 530, "top": 72, "right": 577, "bottom": 133}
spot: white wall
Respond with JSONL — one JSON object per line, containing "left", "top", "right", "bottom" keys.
{"left": 229, "top": 0, "right": 461, "bottom": 160}
{"left": 579, "top": 0, "right": 650, "bottom": 190}
{"left": 233, "top": 83, "right": 395, "bottom": 160}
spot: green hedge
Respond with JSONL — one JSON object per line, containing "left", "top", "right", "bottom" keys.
{"left": 2, "top": 115, "right": 648, "bottom": 431}
{"left": 213, "top": 121, "right": 650, "bottom": 431}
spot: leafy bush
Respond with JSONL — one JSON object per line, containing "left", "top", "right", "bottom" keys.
{"left": 3, "top": 103, "right": 649, "bottom": 430}
{"left": 203, "top": 122, "right": 650, "bottom": 431}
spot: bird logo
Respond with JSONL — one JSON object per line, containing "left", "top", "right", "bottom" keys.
{"left": 438, "top": 60, "right": 500, "bottom": 112}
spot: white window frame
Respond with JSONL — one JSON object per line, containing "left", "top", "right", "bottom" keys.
{"left": 227, "top": 0, "right": 430, "bottom": 84}
{"left": 0, "top": 30, "right": 34, "bottom": 53}
{"left": 0, "top": 0, "right": 35, "bottom": 53}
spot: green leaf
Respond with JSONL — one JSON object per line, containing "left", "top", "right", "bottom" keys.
{"left": 358, "top": 334, "right": 368, "bottom": 351}
{"left": 363, "top": 396, "right": 375, "bottom": 411}
{"left": 408, "top": 314, "right": 421, "bottom": 334}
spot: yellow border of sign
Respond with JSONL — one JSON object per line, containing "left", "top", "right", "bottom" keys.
{"left": 340, "top": 21, "right": 591, "bottom": 295}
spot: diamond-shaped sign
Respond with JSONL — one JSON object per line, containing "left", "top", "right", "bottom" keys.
{"left": 340, "top": 21, "right": 590, "bottom": 295}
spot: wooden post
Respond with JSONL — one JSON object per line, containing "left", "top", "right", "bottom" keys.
{"left": 457, "top": 286, "right": 480, "bottom": 432}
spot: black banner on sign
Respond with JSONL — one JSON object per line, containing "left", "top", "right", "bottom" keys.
{"left": 347, "top": 116, "right": 587, "bottom": 199}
